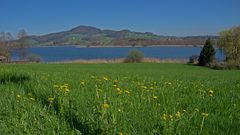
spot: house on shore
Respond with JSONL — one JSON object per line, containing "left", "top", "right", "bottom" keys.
{"left": 0, "top": 56, "right": 7, "bottom": 62}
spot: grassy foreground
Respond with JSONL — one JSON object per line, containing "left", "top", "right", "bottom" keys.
{"left": 0, "top": 63, "right": 239, "bottom": 134}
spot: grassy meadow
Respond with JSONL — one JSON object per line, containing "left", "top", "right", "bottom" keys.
{"left": 0, "top": 63, "right": 239, "bottom": 134}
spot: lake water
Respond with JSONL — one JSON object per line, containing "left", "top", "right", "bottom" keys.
{"left": 12, "top": 46, "right": 224, "bottom": 62}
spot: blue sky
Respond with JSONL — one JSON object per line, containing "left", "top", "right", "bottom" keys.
{"left": 0, "top": 0, "right": 239, "bottom": 36}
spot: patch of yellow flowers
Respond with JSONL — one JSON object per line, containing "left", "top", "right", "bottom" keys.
{"left": 54, "top": 84, "right": 70, "bottom": 94}
{"left": 162, "top": 111, "right": 182, "bottom": 121}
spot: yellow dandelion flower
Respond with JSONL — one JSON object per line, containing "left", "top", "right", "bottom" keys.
{"left": 80, "top": 81, "right": 85, "bottom": 86}
{"left": 153, "top": 96, "right": 158, "bottom": 99}
{"left": 169, "top": 114, "right": 174, "bottom": 121}
{"left": 162, "top": 114, "right": 167, "bottom": 121}
{"left": 201, "top": 112, "right": 209, "bottom": 117}
{"left": 16, "top": 94, "right": 21, "bottom": 100}
{"left": 113, "top": 80, "right": 118, "bottom": 85}
{"left": 64, "top": 88, "right": 70, "bottom": 93}
{"left": 102, "top": 103, "right": 110, "bottom": 109}
{"left": 167, "top": 82, "right": 172, "bottom": 85}
{"left": 53, "top": 84, "right": 59, "bottom": 89}
{"left": 116, "top": 88, "right": 122, "bottom": 95}
{"left": 48, "top": 97, "right": 54, "bottom": 102}
{"left": 124, "top": 90, "right": 130, "bottom": 94}
{"left": 116, "top": 87, "right": 121, "bottom": 91}
{"left": 117, "top": 91, "right": 122, "bottom": 95}
{"left": 119, "top": 131, "right": 123, "bottom": 135}
{"left": 103, "top": 76, "right": 109, "bottom": 81}
{"left": 63, "top": 83, "right": 69, "bottom": 86}
{"left": 208, "top": 89, "right": 214, "bottom": 97}
{"left": 175, "top": 111, "right": 181, "bottom": 118}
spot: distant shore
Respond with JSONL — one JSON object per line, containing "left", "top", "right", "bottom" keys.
{"left": 31, "top": 44, "right": 203, "bottom": 48}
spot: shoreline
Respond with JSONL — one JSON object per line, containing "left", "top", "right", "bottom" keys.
{"left": 48, "top": 57, "right": 188, "bottom": 64}
{"left": 30, "top": 44, "right": 203, "bottom": 48}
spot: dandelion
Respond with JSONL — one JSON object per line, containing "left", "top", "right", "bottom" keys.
{"left": 80, "top": 81, "right": 85, "bottom": 86}
{"left": 167, "top": 82, "right": 172, "bottom": 85}
{"left": 16, "top": 94, "right": 21, "bottom": 101}
{"left": 117, "top": 88, "right": 122, "bottom": 95}
{"left": 117, "top": 91, "right": 122, "bottom": 95}
{"left": 162, "top": 114, "right": 167, "bottom": 121}
{"left": 124, "top": 90, "right": 130, "bottom": 94}
{"left": 53, "top": 84, "right": 59, "bottom": 89}
{"left": 63, "top": 83, "right": 69, "bottom": 86}
{"left": 113, "top": 80, "right": 118, "bottom": 85}
{"left": 103, "top": 76, "right": 109, "bottom": 81}
{"left": 175, "top": 111, "right": 181, "bottom": 118}
{"left": 102, "top": 103, "right": 110, "bottom": 109}
{"left": 48, "top": 97, "right": 54, "bottom": 103}
{"left": 169, "top": 114, "right": 174, "bottom": 121}
{"left": 117, "top": 87, "right": 121, "bottom": 91}
{"left": 64, "top": 88, "right": 70, "bottom": 93}
{"left": 153, "top": 96, "right": 158, "bottom": 99}
{"left": 208, "top": 89, "right": 214, "bottom": 97}
{"left": 201, "top": 112, "right": 209, "bottom": 117}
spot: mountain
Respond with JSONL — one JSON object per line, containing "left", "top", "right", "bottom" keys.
{"left": 26, "top": 25, "right": 214, "bottom": 46}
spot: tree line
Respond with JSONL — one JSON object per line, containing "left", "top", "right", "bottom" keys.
{"left": 197, "top": 25, "right": 240, "bottom": 69}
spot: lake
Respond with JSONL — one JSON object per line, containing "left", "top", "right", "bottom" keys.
{"left": 11, "top": 46, "right": 224, "bottom": 62}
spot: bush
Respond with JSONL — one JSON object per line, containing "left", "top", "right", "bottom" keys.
{"left": 124, "top": 49, "right": 144, "bottom": 63}
{"left": 27, "top": 54, "right": 43, "bottom": 63}
{"left": 208, "top": 62, "right": 240, "bottom": 70}
{"left": 218, "top": 26, "right": 240, "bottom": 65}
{"left": 198, "top": 38, "right": 216, "bottom": 66}
{"left": 189, "top": 55, "right": 199, "bottom": 64}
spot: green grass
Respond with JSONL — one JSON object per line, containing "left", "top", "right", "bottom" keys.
{"left": 0, "top": 63, "right": 239, "bottom": 134}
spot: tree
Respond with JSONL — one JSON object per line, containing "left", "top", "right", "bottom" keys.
{"left": 218, "top": 26, "right": 240, "bottom": 65}
{"left": 124, "top": 49, "right": 144, "bottom": 63}
{"left": 0, "top": 32, "right": 14, "bottom": 61}
{"left": 18, "top": 29, "right": 29, "bottom": 60}
{"left": 198, "top": 38, "right": 216, "bottom": 66}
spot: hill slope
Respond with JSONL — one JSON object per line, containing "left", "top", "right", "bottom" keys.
{"left": 26, "top": 25, "right": 217, "bottom": 46}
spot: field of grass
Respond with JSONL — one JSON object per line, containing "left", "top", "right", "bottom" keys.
{"left": 0, "top": 63, "right": 239, "bottom": 134}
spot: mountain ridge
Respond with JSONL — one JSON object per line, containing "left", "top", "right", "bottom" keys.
{"left": 26, "top": 25, "right": 218, "bottom": 46}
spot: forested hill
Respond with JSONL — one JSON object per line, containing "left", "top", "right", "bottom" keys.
{"left": 25, "top": 25, "right": 218, "bottom": 46}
